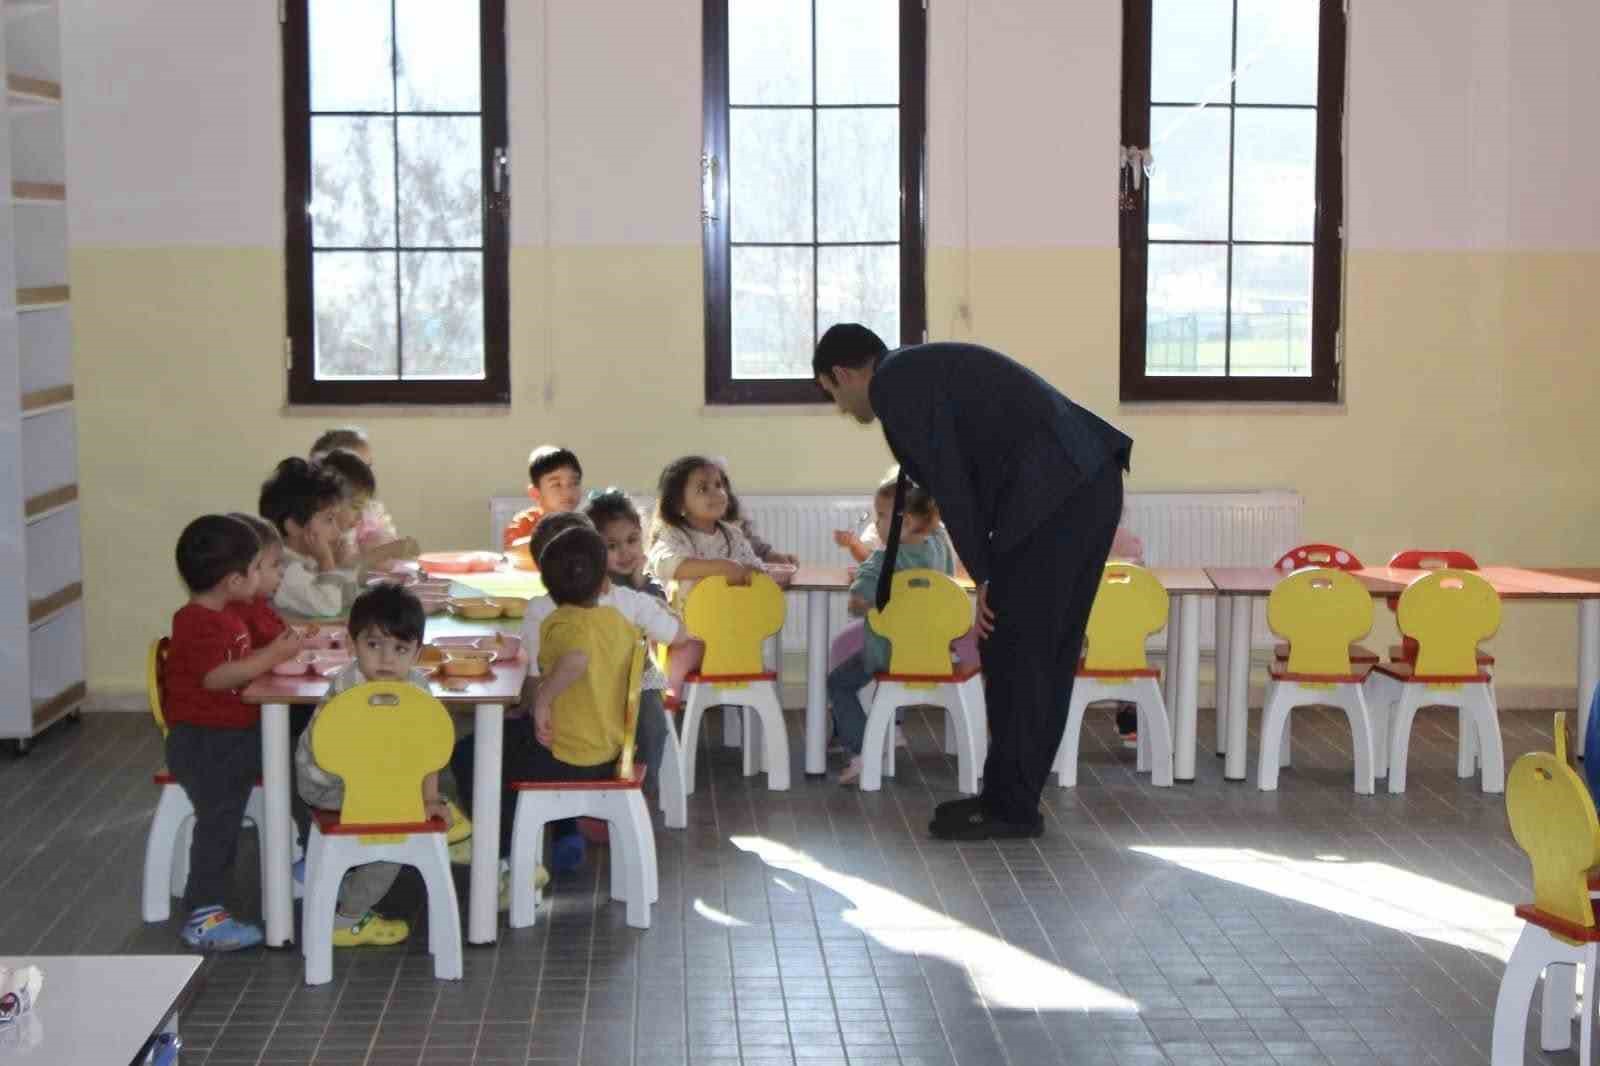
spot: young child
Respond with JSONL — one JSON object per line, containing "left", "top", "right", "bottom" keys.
{"left": 225, "top": 513, "right": 288, "bottom": 649}
{"left": 259, "top": 458, "right": 357, "bottom": 620}
{"left": 316, "top": 449, "right": 377, "bottom": 564}
{"left": 310, "top": 428, "right": 399, "bottom": 548}
{"left": 713, "top": 459, "right": 797, "bottom": 566}
{"left": 826, "top": 479, "right": 954, "bottom": 785}
{"left": 502, "top": 445, "right": 583, "bottom": 552}
{"left": 646, "top": 455, "right": 765, "bottom": 692}
{"left": 165, "top": 515, "right": 303, "bottom": 950}
{"left": 453, "top": 521, "right": 650, "bottom": 872}
{"left": 294, "top": 585, "right": 441, "bottom": 947}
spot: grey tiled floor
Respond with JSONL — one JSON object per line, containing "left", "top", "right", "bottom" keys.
{"left": 0, "top": 703, "right": 1576, "bottom": 1065}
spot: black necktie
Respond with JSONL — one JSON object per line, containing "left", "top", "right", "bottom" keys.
{"left": 875, "top": 470, "right": 909, "bottom": 610}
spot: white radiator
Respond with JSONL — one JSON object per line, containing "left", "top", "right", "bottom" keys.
{"left": 489, "top": 489, "right": 1303, "bottom": 654}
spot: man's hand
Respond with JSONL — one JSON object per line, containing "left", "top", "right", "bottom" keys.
{"left": 974, "top": 581, "right": 996, "bottom": 639}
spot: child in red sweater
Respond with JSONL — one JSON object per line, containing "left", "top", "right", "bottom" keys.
{"left": 165, "top": 515, "right": 302, "bottom": 951}
{"left": 225, "top": 513, "right": 288, "bottom": 648}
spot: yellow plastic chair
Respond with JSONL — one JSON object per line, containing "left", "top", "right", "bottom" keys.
{"left": 1364, "top": 569, "right": 1502, "bottom": 794}
{"left": 301, "top": 681, "right": 461, "bottom": 986}
{"left": 677, "top": 573, "right": 790, "bottom": 792}
{"left": 1492, "top": 714, "right": 1600, "bottom": 1065}
{"left": 140, "top": 637, "right": 268, "bottom": 923}
{"left": 1055, "top": 564, "right": 1174, "bottom": 788}
{"left": 509, "top": 633, "right": 657, "bottom": 930}
{"left": 858, "top": 570, "right": 987, "bottom": 793}
{"left": 1258, "top": 568, "right": 1378, "bottom": 794}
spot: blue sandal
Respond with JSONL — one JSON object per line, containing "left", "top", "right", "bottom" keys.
{"left": 180, "top": 907, "right": 263, "bottom": 952}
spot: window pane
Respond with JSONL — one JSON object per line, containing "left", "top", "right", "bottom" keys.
{"left": 1235, "top": 0, "right": 1319, "bottom": 105}
{"left": 816, "top": 0, "right": 897, "bottom": 105}
{"left": 396, "top": 0, "right": 481, "bottom": 111}
{"left": 400, "top": 252, "right": 484, "bottom": 378}
{"left": 818, "top": 245, "right": 898, "bottom": 346}
{"left": 731, "top": 246, "right": 814, "bottom": 379}
{"left": 1148, "top": 106, "right": 1230, "bottom": 241}
{"left": 1146, "top": 244, "right": 1228, "bottom": 376}
{"left": 1231, "top": 245, "right": 1312, "bottom": 377}
{"left": 398, "top": 117, "right": 482, "bottom": 247}
{"left": 1233, "top": 110, "right": 1316, "bottom": 242}
{"left": 728, "top": 0, "right": 812, "bottom": 105}
{"left": 817, "top": 109, "right": 898, "bottom": 243}
{"left": 310, "top": 0, "right": 394, "bottom": 112}
{"left": 1151, "top": 0, "right": 1233, "bottom": 104}
{"left": 730, "top": 109, "right": 813, "bottom": 243}
{"left": 311, "top": 117, "right": 397, "bottom": 248}
{"left": 314, "top": 252, "right": 398, "bottom": 379}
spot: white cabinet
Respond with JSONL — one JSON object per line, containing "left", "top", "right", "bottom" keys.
{"left": 0, "top": 0, "right": 80, "bottom": 752}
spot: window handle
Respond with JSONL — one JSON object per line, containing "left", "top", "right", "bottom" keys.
{"left": 492, "top": 147, "right": 509, "bottom": 195}
{"left": 701, "top": 154, "right": 718, "bottom": 223}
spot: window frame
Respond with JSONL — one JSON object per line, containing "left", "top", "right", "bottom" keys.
{"left": 1119, "top": 0, "right": 1347, "bottom": 404}
{"left": 282, "top": 0, "right": 511, "bottom": 407}
{"left": 701, "top": 0, "right": 928, "bottom": 406}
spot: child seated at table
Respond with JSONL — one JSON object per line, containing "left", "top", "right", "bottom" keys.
{"left": 294, "top": 584, "right": 447, "bottom": 948}
{"left": 502, "top": 445, "right": 584, "bottom": 555}
{"left": 260, "top": 458, "right": 357, "bottom": 620}
{"left": 453, "top": 521, "right": 649, "bottom": 876}
{"left": 165, "top": 515, "right": 304, "bottom": 951}
{"left": 310, "top": 427, "right": 399, "bottom": 549}
{"left": 646, "top": 455, "right": 765, "bottom": 692}
{"left": 827, "top": 478, "right": 954, "bottom": 785}
{"left": 225, "top": 513, "right": 289, "bottom": 649}
{"left": 713, "top": 458, "right": 798, "bottom": 566}
{"left": 316, "top": 448, "right": 377, "bottom": 564}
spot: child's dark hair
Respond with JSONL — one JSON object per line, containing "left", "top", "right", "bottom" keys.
{"left": 529, "top": 445, "right": 582, "bottom": 486}
{"left": 716, "top": 461, "right": 745, "bottom": 524}
{"left": 347, "top": 584, "right": 425, "bottom": 646}
{"left": 652, "top": 455, "right": 733, "bottom": 550}
{"left": 310, "top": 426, "right": 369, "bottom": 461}
{"left": 228, "top": 512, "right": 283, "bottom": 552}
{"left": 259, "top": 457, "right": 344, "bottom": 536}
{"left": 176, "top": 514, "right": 260, "bottom": 594}
{"left": 582, "top": 489, "right": 641, "bottom": 532}
{"left": 530, "top": 511, "right": 594, "bottom": 564}
{"left": 876, "top": 468, "right": 939, "bottom": 523}
{"left": 317, "top": 449, "right": 377, "bottom": 499}
{"left": 540, "top": 524, "right": 608, "bottom": 606}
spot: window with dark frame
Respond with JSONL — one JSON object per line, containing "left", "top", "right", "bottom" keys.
{"left": 1120, "top": 0, "right": 1346, "bottom": 403}
{"left": 702, "top": 0, "right": 927, "bottom": 406}
{"left": 283, "top": 0, "right": 509, "bottom": 406}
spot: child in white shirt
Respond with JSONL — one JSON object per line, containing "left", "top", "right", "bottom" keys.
{"left": 259, "top": 458, "right": 357, "bottom": 620}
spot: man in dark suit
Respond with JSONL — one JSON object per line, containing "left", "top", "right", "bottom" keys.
{"left": 814, "top": 324, "right": 1133, "bottom": 840}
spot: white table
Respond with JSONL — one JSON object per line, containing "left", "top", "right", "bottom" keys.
{"left": 0, "top": 955, "right": 201, "bottom": 1064}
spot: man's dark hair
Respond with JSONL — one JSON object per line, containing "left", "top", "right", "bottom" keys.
{"left": 318, "top": 448, "right": 377, "bottom": 498}
{"left": 310, "top": 426, "right": 369, "bottom": 460}
{"left": 259, "top": 457, "right": 344, "bottom": 536}
{"left": 540, "top": 524, "right": 608, "bottom": 606}
{"left": 529, "top": 445, "right": 582, "bottom": 486}
{"left": 347, "top": 584, "right": 426, "bottom": 646}
{"left": 813, "top": 323, "right": 888, "bottom": 382}
{"left": 175, "top": 514, "right": 260, "bottom": 594}
{"left": 582, "top": 489, "right": 641, "bottom": 531}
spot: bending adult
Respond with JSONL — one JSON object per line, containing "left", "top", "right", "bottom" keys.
{"left": 814, "top": 324, "right": 1133, "bottom": 840}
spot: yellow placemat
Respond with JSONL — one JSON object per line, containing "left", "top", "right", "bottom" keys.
{"left": 451, "top": 570, "right": 546, "bottom": 599}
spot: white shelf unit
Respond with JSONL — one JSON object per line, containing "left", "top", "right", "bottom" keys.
{"left": 0, "top": 1, "right": 80, "bottom": 753}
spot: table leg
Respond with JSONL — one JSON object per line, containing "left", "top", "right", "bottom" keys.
{"left": 260, "top": 702, "right": 294, "bottom": 948}
{"left": 805, "top": 590, "right": 830, "bottom": 776}
{"left": 1215, "top": 596, "right": 1232, "bottom": 755}
{"left": 1579, "top": 600, "right": 1600, "bottom": 754}
{"left": 1165, "top": 599, "right": 1180, "bottom": 717}
{"left": 1224, "top": 597, "right": 1253, "bottom": 781}
{"left": 468, "top": 703, "right": 503, "bottom": 945}
{"left": 1174, "top": 594, "right": 1200, "bottom": 782}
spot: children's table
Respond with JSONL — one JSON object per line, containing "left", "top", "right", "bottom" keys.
{"left": 0, "top": 954, "right": 202, "bottom": 1064}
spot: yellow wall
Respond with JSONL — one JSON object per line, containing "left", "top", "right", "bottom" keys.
{"left": 76, "top": 244, "right": 1600, "bottom": 699}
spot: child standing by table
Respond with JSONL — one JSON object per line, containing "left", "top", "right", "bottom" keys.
{"left": 165, "top": 515, "right": 303, "bottom": 950}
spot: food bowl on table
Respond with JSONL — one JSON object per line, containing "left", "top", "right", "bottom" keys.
{"left": 763, "top": 562, "right": 798, "bottom": 587}
{"left": 311, "top": 652, "right": 353, "bottom": 678}
{"left": 417, "top": 645, "right": 447, "bottom": 670}
{"left": 413, "top": 579, "right": 454, "bottom": 596}
{"left": 448, "top": 597, "right": 504, "bottom": 621}
{"left": 492, "top": 596, "right": 529, "bottom": 619}
{"left": 272, "top": 651, "right": 319, "bottom": 676}
{"left": 365, "top": 570, "right": 420, "bottom": 589}
{"left": 419, "top": 551, "right": 501, "bottom": 575}
{"left": 414, "top": 591, "right": 450, "bottom": 615}
{"left": 477, "top": 633, "right": 523, "bottom": 662}
{"left": 442, "top": 650, "right": 495, "bottom": 678}
{"left": 504, "top": 541, "right": 535, "bottom": 571}
{"left": 372, "top": 559, "right": 422, "bottom": 577}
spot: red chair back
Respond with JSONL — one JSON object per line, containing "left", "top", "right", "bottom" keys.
{"left": 1274, "top": 543, "right": 1363, "bottom": 573}
{"left": 1388, "top": 549, "right": 1479, "bottom": 571}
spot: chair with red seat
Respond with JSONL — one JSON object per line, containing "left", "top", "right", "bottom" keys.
{"left": 856, "top": 569, "right": 987, "bottom": 793}
{"left": 1270, "top": 545, "right": 1380, "bottom": 667}
{"left": 1384, "top": 550, "right": 1496, "bottom": 669}
{"left": 1258, "top": 568, "right": 1380, "bottom": 794}
{"left": 1055, "top": 564, "right": 1174, "bottom": 789}
{"left": 141, "top": 637, "right": 269, "bottom": 923}
{"left": 508, "top": 639, "right": 657, "bottom": 929}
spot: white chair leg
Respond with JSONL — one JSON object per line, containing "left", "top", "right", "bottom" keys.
{"left": 657, "top": 722, "right": 688, "bottom": 830}
{"left": 419, "top": 837, "right": 463, "bottom": 980}
{"left": 1136, "top": 678, "right": 1174, "bottom": 787}
{"left": 627, "top": 792, "right": 659, "bottom": 904}
{"left": 1473, "top": 683, "right": 1506, "bottom": 794}
{"left": 1215, "top": 597, "right": 1232, "bottom": 755}
{"left": 302, "top": 834, "right": 346, "bottom": 987}
{"left": 943, "top": 713, "right": 957, "bottom": 755}
{"left": 1387, "top": 687, "right": 1426, "bottom": 795}
{"left": 1338, "top": 684, "right": 1376, "bottom": 796}
{"left": 1580, "top": 945, "right": 1597, "bottom": 1063}
{"left": 143, "top": 787, "right": 191, "bottom": 922}
{"left": 1542, "top": 962, "right": 1576, "bottom": 1051}
{"left": 1134, "top": 698, "right": 1151, "bottom": 774}
{"left": 860, "top": 685, "right": 899, "bottom": 792}
{"left": 1056, "top": 683, "right": 1096, "bottom": 788}
{"left": 960, "top": 676, "right": 988, "bottom": 771}
{"left": 946, "top": 693, "right": 979, "bottom": 796}
{"left": 300, "top": 825, "right": 328, "bottom": 959}
{"left": 1257, "top": 681, "right": 1293, "bottom": 792}
{"left": 508, "top": 795, "right": 548, "bottom": 930}
{"left": 1279, "top": 715, "right": 1293, "bottom": 769}
{"left": 741, "top": 705, "right": 760, "bottom": 777}
{"left": 678, "top": 686, "right": 708, "bottom": 797}
{"left": 609, "top": 809, "right": 628, "bottom": 903}
{"left": 1494, "top": 925, "right": 1564, "bottom": 1066}
{"left": 755, "top": 686, "right": 790, "bottom": 791}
